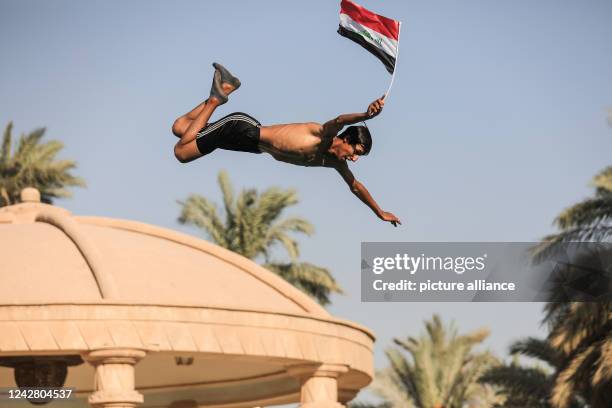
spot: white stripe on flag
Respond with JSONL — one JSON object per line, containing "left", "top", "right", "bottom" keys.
{"left": 339, "top": 13, "right": 398, "bottom": 58}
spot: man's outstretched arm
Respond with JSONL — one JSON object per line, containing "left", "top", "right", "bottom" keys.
{"left": 320, "top": 96, "right": 385, "bottom": 137}
{"left": 334, "top": 161, "right": 401, "bottom": 226}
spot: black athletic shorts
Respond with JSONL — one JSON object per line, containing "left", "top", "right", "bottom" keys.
{"left": 195, "top": 112, "right": 262, "bottom": 156}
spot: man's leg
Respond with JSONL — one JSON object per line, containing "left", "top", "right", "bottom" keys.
{"left": 173, "top": 84, "right": 239, "bottom": 163}
{"left": 171, "top": 99, "right": 211, "bottom": 138}
{"left": 173, "top": 97, "right": 221, "bottom": 163}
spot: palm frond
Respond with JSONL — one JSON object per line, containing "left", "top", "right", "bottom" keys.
{"left": 263, "top": 261, "right": 342, "bottom": 305}
{"left": 481, "top": 365, "right": 550, "bottom": 399}
{"left": 591, "top": 333, "right": 612, "bottom": 389}
{"left": 551, "top": 341, "right": 600, "bottom": 408}
{"left": 178, "top": 195, "right": 227, "bottom": 248}
{"left": 554, "top": 197, "right": 612, "bottom": 230}
{"left": 271, "top": 216, "right": 315, "bottom": 235}
{"left": 1, "top": 122, "right": 12, "bottom": 165}
{"left": 263, "top": 217, "right": 314, "bottom": 261}
{"left": 256, "top": 186, "right": 299, "bottom": 226}
{"left": 592, "top": 166, "right": 612, "bottom": 193}
{"left": 548, "top": 302, "right": 611, "bottom": 355}
{"left": 370, "top": 366, "right": 416, "bottom": 407}
{"left": 385, "top": 347, "right": 421, "bottom": 405}
{"left": 27, "top": 139, "right": 64, "bottom": 165}
{"left": 217, "top": 170, "right": 235, "bottom": 224}
{"left": 15, "top": 127, "right": 46, "bottom": 158}
{"left": 530, "top": 226, "right": 612, "bottom": 262}
{"left": 509, "top": 337, "right": 564, "bottom": 369}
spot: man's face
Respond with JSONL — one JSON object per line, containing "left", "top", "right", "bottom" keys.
{"left": 336, "top": 139, "right": 365, "bottom": 162}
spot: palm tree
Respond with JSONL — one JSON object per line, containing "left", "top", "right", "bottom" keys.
{"left": 481, "top": 337, "right": 586, "bottom": 408}
{"left": 351, "top": 315, "right": 502, "bottom": 408}
{"left": 0, "top": 122, "right": 85, "bottom": 206}
{"left": 528, "top": 116, "right": 611, "bottom": 408}
{"left": 178, "top": 170, "right": 342, "bottom": 305}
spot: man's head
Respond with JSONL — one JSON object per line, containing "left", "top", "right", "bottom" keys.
{"left": 333, "top": 125, "right": 372, "bottom": 162}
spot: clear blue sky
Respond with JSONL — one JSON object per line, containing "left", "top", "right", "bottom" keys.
{"left": 2, "top": 0, "right": 611, "bottom": 405}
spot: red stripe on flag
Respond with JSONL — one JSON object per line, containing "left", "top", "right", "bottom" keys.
{"left": 340, "top": 0, "right": 399, "bottom": 41}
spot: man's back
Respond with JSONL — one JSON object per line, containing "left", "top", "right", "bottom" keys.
{"left": 259, "top": 122, "right": 331, "bottom": 166}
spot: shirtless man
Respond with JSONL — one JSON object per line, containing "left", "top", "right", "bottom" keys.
{"left": 172, "top": 63, "right": 401, "bottom": 226}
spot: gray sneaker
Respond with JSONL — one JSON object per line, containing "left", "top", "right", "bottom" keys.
{"left": 213, "top": 62, "right": 241, "bottom": 90}
{"left": 209, "top": 70, "right": 228, "bottom": 104}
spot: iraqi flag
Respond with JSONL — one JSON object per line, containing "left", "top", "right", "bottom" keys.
{"left": 338, "top": 0, "right": 401, "bottom": 74}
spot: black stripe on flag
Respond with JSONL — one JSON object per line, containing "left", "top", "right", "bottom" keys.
{"left": 337, "top": 25, "right": 396, "bottom": 74}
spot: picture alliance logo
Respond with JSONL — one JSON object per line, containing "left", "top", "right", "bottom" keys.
{"left": 371, "top": 253, "right": 488, "bottom": 275}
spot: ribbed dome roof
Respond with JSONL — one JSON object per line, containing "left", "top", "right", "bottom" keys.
{"left": 0, "top": 188, "right": 328, "bottom": 317}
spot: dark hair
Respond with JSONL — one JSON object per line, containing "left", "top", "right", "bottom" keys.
{"left": 338, "top": 125, "right": 372, "bottom": 155}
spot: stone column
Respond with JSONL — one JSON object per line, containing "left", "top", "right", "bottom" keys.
{"left": 82, "top": 348, "right": 146, "bottom": 408}
{"left": 288, "top": 364, "right": 349, "bottom": 408}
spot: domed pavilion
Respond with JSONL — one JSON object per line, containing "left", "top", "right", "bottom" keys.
{"left": 0, "top": 188, "right": 374, "bottom": 408}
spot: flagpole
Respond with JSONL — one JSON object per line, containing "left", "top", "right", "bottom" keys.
{"left": 384, "top": 21, "right": 401, "bottom": 100}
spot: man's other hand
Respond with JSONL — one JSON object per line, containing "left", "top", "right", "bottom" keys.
{"left": 380, "top": 211, "right": 401, "bottom": 227}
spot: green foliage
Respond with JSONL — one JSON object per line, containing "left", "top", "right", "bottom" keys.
{"left": 263, "top": 262, "right": 342, "bottom": 305}
{"left": 355, "top": 315, "right": 502, "bottom": 408}
{"left": 0, "top": 122, "right": 85, "bottom": 206}
{"left": 513, "top": 158, "right": 612, "bottom": 407}
{"left": 481, "top": 364, "right": 551, "bottom": 407}
{"left": 480, "top": 337, "right": 586, "bottom": 408}
{"left": 178, "top": 170, "right": 342, "bottom": 305}
{"left": 532, "top": 166, "right": 612, "bottom": 260}
{"left": 545, "top": 302, "right": 611, "bottom": 408}
{"left": 508, "top": 337, "right": 563, "bottom": 369}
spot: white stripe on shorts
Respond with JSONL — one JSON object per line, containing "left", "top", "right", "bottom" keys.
{"left": 196, "top": 114, "right": 259, "bottom": 139}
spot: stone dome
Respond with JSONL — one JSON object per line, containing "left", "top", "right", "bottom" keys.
{"left": 0, "top": 190, "right": 327, "bottom": 316}
{"left": 0, "top": 189, "right": 374, "bottom": 408}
